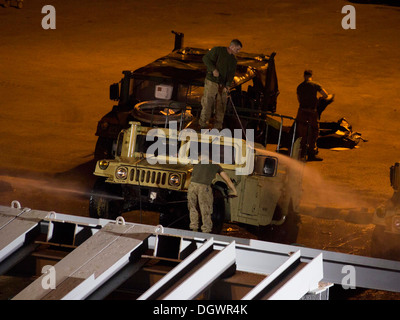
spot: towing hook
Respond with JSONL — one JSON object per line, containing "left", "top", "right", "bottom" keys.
{"left": 47, "top": 211, "right": 57, "bottom": 220}
{"left": 155, "top": 224, "right": 164, "bottom": 234}
{"left": 115, "top": 216, "right": 126, "bottom": 225}
{"left": 11, "top": 200, "right": 21, "bottom": 209}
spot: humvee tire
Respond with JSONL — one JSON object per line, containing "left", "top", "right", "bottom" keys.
{"left": 255, "top": 200, "right": 300, "bottom": 245}
{"left": 371, "top": 225, "right": 400, "bottom": 261}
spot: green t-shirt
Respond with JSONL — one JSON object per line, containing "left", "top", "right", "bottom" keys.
{"left": 203, "top": 46, "right": 237, "bottom": 87}
{"left": 296, "top": 80, "right": 322, "bottom": 110}
{"left": 191, "top": 163, "right": 223, "bottom": 186}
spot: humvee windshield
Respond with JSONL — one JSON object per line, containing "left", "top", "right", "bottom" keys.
{"left": 187, "top": 141, "right": 237, "bottom": 165}
{"left": 115, "top": 130, "right": 239, "bottom": 166}
{"left": 140, "top": 135, "right": 181, "bottom": 158}
{"left": 114, "top": 133, "right": 182, "bottom": 158}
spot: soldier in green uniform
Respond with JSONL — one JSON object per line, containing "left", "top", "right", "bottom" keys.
{"left": 199, "top": 39, "right": 242, "bottom": 130}
{"left": 188, "top": 153, "right": 237, "bottom": 233}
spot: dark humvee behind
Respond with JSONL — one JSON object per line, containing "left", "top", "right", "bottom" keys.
{"left": 94, "top": 31, "right": 280, "bottom": 160}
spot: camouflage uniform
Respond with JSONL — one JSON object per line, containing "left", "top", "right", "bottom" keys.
{"left": 187, "top": 163, "right": 223, "bottom": 233}
{"left": 200, "top": 79, "right": 227, "bottom": 130}
{"left": 200, "top": 46, "right": 237, "bottom": 130}
{"left": 187, "top": 182, "right": 213, "bottom": 233}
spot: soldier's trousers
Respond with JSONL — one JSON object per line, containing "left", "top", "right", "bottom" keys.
{"left": 187, "top": 182, "right": 213, "bottom": 233}
{"left": 199, "top": 78, "right": 227, "bottom": 130}
{"left": 295, "top": 108, "right": 319, "bottom": 158}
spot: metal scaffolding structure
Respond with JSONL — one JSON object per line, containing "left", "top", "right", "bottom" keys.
{"left": 0, "top": 202, "right": 399, "bottom": 300}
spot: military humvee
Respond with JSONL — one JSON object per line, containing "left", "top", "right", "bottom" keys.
{"left": 90, "top": 31, "right": 304, "bottom": 239}
{"left": 90, "top": 117, "right": 303, "bottom": 236}
{"left": 94, "top": 31, "right": 280, "bottom": 160}
{"left": 371, "top": 162, "right": 400, "bottom": 260}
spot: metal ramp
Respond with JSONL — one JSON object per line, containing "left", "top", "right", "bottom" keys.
{"left": 138, "top": 239, "right": 326, "bottom": 300}
{"left": 0, "top": 202, "right": 48, "bottom": 271}
{"left": 12, "top": 218, "right": 159, "bottom": 300}
{"left": 242, "top": 251, "right": 323, "bottom": 300}
{"left": 138, "top": 239, "right": 237, "bottom": 300}
{"left": 1, "top": 203, "right": 400, "bottom": 300}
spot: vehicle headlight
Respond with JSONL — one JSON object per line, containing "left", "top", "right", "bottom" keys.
{"left": 99, "top": 160, "right": 109, "bottom": 170}
{"left": 116, "top": 167, "right": 128, "bottom": 180}
{"left": 169, "top": 173, "right": 180, "bottom": 187}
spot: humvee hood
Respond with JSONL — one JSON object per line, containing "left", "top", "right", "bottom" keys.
{"left": 123, "top": 158, "right": 193, "bottom": 172}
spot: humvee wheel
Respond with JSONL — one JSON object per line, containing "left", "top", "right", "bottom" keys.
{"left": 371, "top": 225, "right": 400, "bottom": 260}
{"left": 159, "top": 203, "right": 190, "bottom": 229}
{"left": 89, "top": 178, "right": 123, "bottom": 220}
{"left": 257, "top": 201, "right": 300, "bottom": 244}
{"left": 279, "top": 201, "right": 301, "bottom": 244}
{"left": 245, "top": 119, "right": 267, "bottom": 144}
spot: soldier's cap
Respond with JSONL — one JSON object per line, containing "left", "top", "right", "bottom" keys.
{"left": 304, "top": 69, "right": 313, "bottom": 76}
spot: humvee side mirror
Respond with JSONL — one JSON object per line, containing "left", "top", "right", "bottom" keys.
{"left": 390, "top": 162, "right": 400, "bottom": 191}
{"left": 254, "top": 155, "right": 277, "bottom": 177}
{"left": 263, "top": 156, "right": 277, "bottom": 177}
{"left": 110, "top": 83, "right": 119, "bottom": 101}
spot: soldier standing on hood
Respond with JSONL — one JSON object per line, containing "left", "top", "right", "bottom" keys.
{"left": 199, "top": 39, "right": 242, "bottom": 130}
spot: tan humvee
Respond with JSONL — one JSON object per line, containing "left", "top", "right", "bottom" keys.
{"left": 90, "top": 116, "right": 304, "bottom": 239}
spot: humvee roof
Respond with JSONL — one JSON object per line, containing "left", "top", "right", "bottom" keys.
{"left": 126, "top": 47, "right": 275, "bottom": 87}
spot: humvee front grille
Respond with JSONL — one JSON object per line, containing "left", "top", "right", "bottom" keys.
{"left": 128, "top": 167, "right": 182, "bottom": 189}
